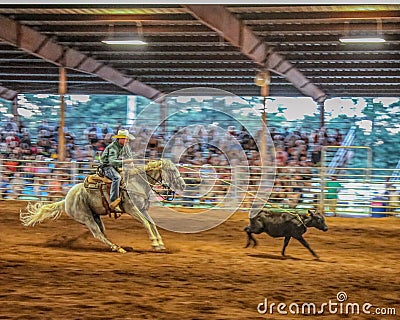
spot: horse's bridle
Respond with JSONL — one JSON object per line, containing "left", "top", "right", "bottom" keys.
{"left": 145, "top": 172, "right": 175, "bottom": 201}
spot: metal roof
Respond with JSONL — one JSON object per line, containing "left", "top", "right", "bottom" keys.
{"left": 0, "top": 4, "right": 399, "bottom": 101}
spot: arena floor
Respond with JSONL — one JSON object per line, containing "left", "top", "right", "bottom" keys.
{"left": 0, "top": 200, "right": 399, "bottom": 319}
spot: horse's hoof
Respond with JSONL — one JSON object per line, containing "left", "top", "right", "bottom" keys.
{"left": 153, "top": 245, "right": 166, "bottom": 251}
{"left": 112, "top": 246, "right": 127, "bottom": 254}
{"left": 117, "top": 247, "right": 127, "bottom": 254}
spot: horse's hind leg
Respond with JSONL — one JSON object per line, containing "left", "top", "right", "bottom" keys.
{"left": 93, "top": 213, "right": 105, "bottom": 233}
{"left": 84, "top": 215, "right": 126, "bottom": 254}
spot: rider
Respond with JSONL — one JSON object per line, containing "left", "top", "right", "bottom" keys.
{"left": 100, "top": 129, "right": 135, "bottom": 214}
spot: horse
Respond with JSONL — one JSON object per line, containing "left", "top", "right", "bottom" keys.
{"left": 20, "top": 159, "right": 186, "bottom": 253}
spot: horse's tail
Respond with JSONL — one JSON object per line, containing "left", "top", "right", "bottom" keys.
{"left": 20, "top": 200, "right": 66, "bottom": 227}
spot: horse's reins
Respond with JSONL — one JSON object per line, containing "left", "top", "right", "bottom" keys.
{"left": 125, "top": 163, "right": 175, "bottom": 201}
{"left": 180, "top": 164, "right": 306, "bottom": 226}
{"left": 144, "top": 170, "right": 175, "bottom": 201}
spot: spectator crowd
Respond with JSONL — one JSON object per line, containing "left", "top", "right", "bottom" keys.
{"left": 0, "top": 115, "right": 347, "bottom": 206}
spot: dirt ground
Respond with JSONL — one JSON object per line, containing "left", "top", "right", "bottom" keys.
{"left": 0, "top": 200, "right": 399, "bottom": 320}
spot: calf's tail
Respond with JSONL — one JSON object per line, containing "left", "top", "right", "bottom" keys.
{"left": 20, "top": 200, "right": 66, "bottom": 227}
{"left": 244, "top": 226, "right": 258, "bottom": 248}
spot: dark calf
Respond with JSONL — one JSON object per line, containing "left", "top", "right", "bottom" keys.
{"left": 244, "top": 209, "right": 328, "bottom": 258}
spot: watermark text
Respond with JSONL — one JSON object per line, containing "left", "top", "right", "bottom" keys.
{"left": 257, "top": 291, "right": 396, "bottom": 316}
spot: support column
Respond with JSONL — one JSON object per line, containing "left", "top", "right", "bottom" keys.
{"left": 319, "top": 101, "right": 325, "bottom": 129}
{"left": 261, "top": 83, "right": 269, "bottom": 128}
{"left": 257, "top": 71, "right": 270, "bottom": 162}
{"left": 58, "top": 66, "right": 66, "bottom": 161}
{"left": 249, "top": 71, "right": 270, "bottom": 219}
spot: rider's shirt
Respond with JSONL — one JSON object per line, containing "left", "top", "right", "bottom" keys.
{"left": 100, "top": 140, "right": 124, "bottom": 169}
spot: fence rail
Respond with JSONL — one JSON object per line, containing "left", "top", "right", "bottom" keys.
{"left": 1, "top": 159, "right": 399, "bottom": 217}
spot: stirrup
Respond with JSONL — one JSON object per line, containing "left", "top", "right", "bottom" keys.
{"left": 109, "top": 197, "right": 121, "bottom": 210}
{"left": 114, "top": 205, "right": 124, "bottom": 219}
{"left": 109, "top": 198, "right": 123, "bottom": 219}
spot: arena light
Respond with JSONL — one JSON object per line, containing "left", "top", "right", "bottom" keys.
{"left": 339, "top": 37, "right": 385, "bottom": 43}
{"left": 102, "top": 37, "right": 147, "bottom": 45}
{"left": 340, "top": 19, "right": 386, "bottom": 44}
{"left": 102, "top": 22, "right": 147, "bottom": 45}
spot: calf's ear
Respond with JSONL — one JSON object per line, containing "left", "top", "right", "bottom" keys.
{"left": 308, "top": 209, "right": 316, "bottom": 216}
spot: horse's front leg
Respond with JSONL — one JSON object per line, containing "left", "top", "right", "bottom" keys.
{"left": 129, "top": 203, "right": 166, "bottom": 250}
{"left": 139, "top": 211, "right": 165, "bottom": 250}
{"left": 148, "top": 221, "right": 165, "bottom": 250}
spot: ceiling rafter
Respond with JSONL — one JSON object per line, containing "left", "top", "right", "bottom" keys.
{"left": 0, "top": 14, "right": 164, "bottom": 102}
{"left": 0, "top": 4, "right": 398, "bottom": 99}
{"left": 184, "top": 4, "right": 327, "bottom": 102}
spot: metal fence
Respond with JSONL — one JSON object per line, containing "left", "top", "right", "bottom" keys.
{"left": 1, "top": 158, "right": 399, "bottom": 217}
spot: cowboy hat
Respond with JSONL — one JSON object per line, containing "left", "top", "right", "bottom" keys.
{"left": 112, "top": 129, "right": 135, "bottom": 140}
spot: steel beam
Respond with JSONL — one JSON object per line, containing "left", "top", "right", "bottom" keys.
{"left": 184, "top": 5, "right": 327, "bottom": 102}
{"left": 0, "top": 14, "right": 165, "bottom": 102}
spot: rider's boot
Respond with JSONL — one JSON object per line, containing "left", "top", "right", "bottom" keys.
{"left": 113, "top": 205, "right": 123, "bottom": 219}
{"left": 110, "top": 198, "right": 123, "bottom": 218}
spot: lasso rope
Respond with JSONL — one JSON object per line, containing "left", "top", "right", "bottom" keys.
{"left": 179, "top": 164, "right": 307, "bottom": 225}
{"left": 129, "top": 159, "right": 306, "bottom": 224}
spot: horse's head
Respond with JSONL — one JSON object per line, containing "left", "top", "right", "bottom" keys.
{"left": 142, "top": 159, "right": 185, "bottom": 195}
{"left": 159, "top": 159, "right": 186, "bottom": 194}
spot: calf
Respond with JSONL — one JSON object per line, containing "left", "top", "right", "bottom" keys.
{"left": 244, "top": 209, "right": 328, "bottom": 258}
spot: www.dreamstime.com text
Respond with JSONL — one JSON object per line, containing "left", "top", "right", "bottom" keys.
{"left": 257, "top": 291, "right": 396, "bottom": 316}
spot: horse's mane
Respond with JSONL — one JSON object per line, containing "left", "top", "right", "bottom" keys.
{"left": 127, "top": 159, "right": 175, "bottom": 175}
{"left": 124, "top": 158, "right": 184, "bottom": 196}
{"left": 146, "top": 159, "right": 176, "bottom": 171}
{"left": 145, "top": 159, "right": 163, "bottom": 172}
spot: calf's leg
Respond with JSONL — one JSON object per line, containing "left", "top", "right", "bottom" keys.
{"left": 296, "top": 236, "right": 319, "bottom": 258}
{"left": 244, "top": 226, "right": 258, "bottom": 248}
{"left": 281, "top": 236, "right": 291, "bottom": 256}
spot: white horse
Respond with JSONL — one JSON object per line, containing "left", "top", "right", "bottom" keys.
{"left": 20, "top": 159, "right": 186, "bottom": 253}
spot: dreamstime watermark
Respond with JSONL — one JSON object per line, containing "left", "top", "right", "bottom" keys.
{"left": 257, "top": 291, "right": 397, "bottom": 316}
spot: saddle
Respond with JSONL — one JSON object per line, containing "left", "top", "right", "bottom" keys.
{"left": 83, "top": 174, "right": 125, "bottom": 219}
{"left": 84, "top": 174, "right": 113, "bottom": 189}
